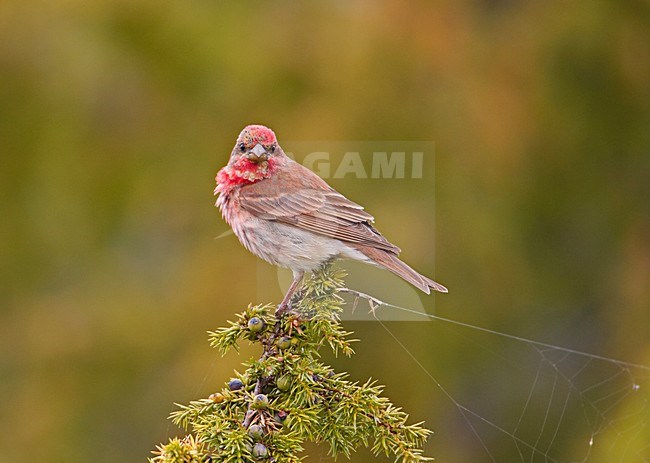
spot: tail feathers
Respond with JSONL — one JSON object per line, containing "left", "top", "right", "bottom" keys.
{"left": 354, "top": 246, "right": 448, "bottom": 294}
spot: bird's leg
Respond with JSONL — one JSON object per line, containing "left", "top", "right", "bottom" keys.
{"left": 276, "top": 271, "right": 304, "bottom": 315}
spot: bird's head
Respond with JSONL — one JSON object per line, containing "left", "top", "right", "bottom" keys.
{"left": 216, "top": 125, "right": 286, "bottom": 194}
{"left": 230, "top": 125, "right": 283, "bottom": 166}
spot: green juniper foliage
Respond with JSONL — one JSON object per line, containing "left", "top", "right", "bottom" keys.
{"left": 151, "top": 265, "right": 432, "bottom": 463}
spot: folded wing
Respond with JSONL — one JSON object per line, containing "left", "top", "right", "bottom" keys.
{"left": 239, "top": 185, "right": 400, "bottom": 254}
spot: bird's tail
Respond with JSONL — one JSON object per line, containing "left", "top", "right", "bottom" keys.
{"left": 353, "top": 245, "right": 448, "bottom": 294}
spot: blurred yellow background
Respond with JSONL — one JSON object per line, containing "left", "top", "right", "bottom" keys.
{"left": 1, "top": 1, "right": 648, "bottom": 462}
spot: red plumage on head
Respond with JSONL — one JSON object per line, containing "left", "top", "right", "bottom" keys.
{"left": 241, "top": 125, "right": 276, "bottom": 146}
{"left": 214, "top": 125, "right": 281, "bottom": 196}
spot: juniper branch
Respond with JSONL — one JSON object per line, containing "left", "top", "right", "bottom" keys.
{"left": 151, "top": 264, "right": 433, "bottom": 463}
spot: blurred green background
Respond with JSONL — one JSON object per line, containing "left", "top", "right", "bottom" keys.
{"left": 1, "top": 1, "right": 649, "bottom": 462}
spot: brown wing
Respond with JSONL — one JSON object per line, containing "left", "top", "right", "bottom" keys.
{"left": 238, "top": 176, "right": 400, "bottom": 254}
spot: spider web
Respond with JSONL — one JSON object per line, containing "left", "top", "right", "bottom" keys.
{"left": 343, "top": 291, "right": 650, "bottom": 463}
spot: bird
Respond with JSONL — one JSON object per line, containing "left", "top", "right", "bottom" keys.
{"left": 215, "top": 124, "right": 447, "bottom": 313}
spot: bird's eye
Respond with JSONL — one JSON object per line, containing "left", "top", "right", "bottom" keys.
{"left": 239, "top": 143, "right": 246, "bottom": 152}
{"left": 270, "top": 144, "right": 276, "bottom": 153}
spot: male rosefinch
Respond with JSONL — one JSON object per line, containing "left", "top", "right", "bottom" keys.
{"left": 215, "top": 125, "right": 447, "bottom": 312}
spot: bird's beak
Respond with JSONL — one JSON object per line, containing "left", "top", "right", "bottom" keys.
{"left": 246, "top": 143, "right": 269, "bottom": 163}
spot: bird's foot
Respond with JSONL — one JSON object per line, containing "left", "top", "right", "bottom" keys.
{"left": 275, "top": 302, "right": 291, "bottom": 316}
{"left": 276, "top": 289, "right": 305, "bottom": 317}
